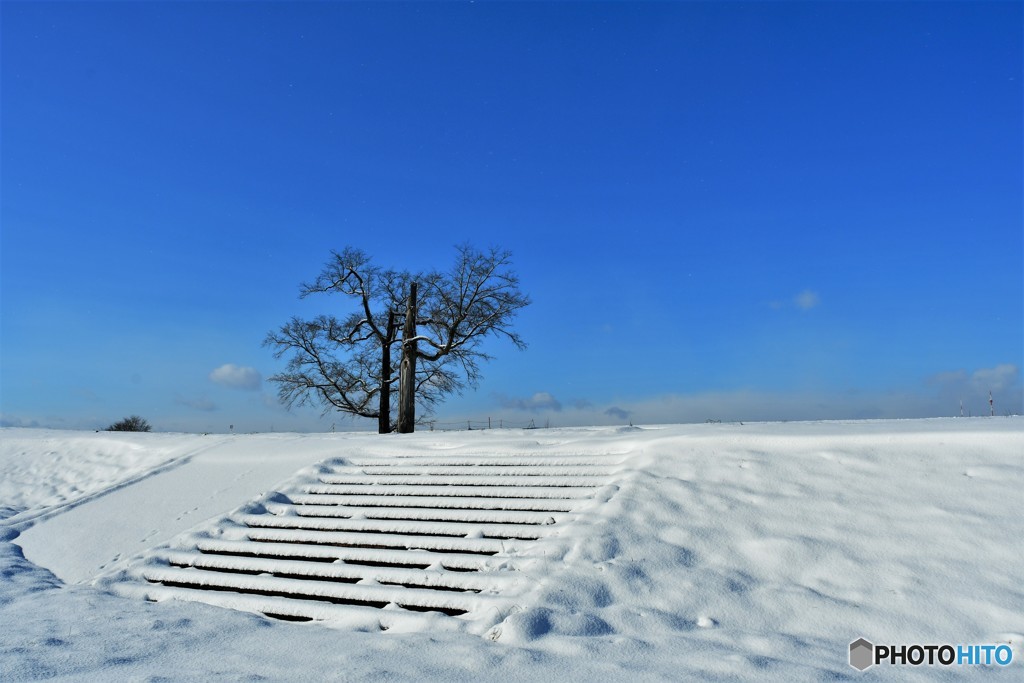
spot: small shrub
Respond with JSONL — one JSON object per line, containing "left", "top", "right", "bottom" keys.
{"left": 107, "top": 415, "right": 152, "bottom": 432}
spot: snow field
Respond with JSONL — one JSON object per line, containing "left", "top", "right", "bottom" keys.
{"left": 1, "top": 419, "right": 1022, "bottom": 680}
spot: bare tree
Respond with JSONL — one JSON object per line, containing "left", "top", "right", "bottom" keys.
{"left": 396, "top": 245, "right": 531, "bottom": 432}
{"left": 265, "top": 245, "right": 528, "bottom": 433}
{"left": 266, "top": 248, "right": 423, "bottom": 433}
{"left": 107, "top": 415, "right": 152, "bottom": 432}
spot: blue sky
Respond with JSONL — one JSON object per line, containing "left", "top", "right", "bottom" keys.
{"left": 2, "top": 1, "right": 1021, "bottom": 433}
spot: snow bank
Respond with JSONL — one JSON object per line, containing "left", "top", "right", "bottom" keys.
{"left": 0, "top": 429, "right": 223, "bottom": 525}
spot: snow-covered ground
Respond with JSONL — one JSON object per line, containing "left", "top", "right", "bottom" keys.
{"left": 1, "top": 418, "right": 1022, "bottom": 681}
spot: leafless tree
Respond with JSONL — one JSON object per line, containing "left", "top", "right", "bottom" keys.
{"left": 265, "top": 245, "right": 529, "bottom": 433}
{"left": 397, "top": 245, "right": 530, "bottom": 432}
{"left": 107, "top": 415, "right": 152, "bottom": 432}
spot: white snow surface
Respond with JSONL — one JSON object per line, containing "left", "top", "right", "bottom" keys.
{"left": 1, "top": 419, "right": 1022, "bottom": 681}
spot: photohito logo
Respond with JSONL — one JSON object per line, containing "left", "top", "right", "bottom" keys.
{"left": 849, "top": 638, "right": 1014, "bottom": 671}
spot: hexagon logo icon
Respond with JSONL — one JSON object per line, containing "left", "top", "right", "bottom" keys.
{"left": 849, "top": 638, "right": 874, "bottom": 671}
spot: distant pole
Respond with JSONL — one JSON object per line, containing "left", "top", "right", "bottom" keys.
{"left": 960, "top": 399, "right": 964, "bottom": 417}
{"left": 989, "top": 391, "right": 995, "bottom": 417}
{"left": 488, "top": 417, "right": 491, "bottom": 429}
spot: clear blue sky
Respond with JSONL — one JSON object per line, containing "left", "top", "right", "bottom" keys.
{"left": 2, "top": 1, "right": 1021, "bottom": 432}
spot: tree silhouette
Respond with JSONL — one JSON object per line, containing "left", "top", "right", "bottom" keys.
{"left": 266, "top": 245, "right": 529, "bottom": 433}
{"left": 106, "top": 415, "right": 152, "bottom": 432}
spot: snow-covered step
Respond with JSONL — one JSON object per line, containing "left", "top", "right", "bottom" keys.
{"left": 241, "top": 527, "right": 521, "bottom": 555}
{"left": 301, "top": 483, "right": 596, "bottom": 499}
{"left": 341, "top": 465, "right": 617, "bottom": 476}
{"left": 317, "top": 474, "right": 604, "bottom": 487}
{"left": 286, "top": 494, "right": 580, "bottom": 511}
{"left": 268, "top": 504, "right": 564, "bottom": 526}
{"left": 115, "top": 582, "right": 473, "bottom": 630}
{"left": 156, "top": 550, "right": 524, "bottom": 592}
{"left": 193, "top": 539, "right": 503, "bottom": 572}
{"left": 235, "top": 514, "right": 549, "bottom": 540}
{"left": 343, "top": 457, "right": 619, "bottom": 467}
{"left": 139, "top": 565, "right": 504, "bottom": 615}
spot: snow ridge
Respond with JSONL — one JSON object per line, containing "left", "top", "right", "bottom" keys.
{"left": 103, "top": 451, "right": 624, "bottom": 632}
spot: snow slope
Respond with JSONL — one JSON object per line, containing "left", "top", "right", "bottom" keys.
{"left": 1, "top": 419, "right": 1022, "bottom": 681}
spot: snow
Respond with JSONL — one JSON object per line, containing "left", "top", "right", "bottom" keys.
{"left": 1, "top": 418, "right": 1023, "bottom": 680}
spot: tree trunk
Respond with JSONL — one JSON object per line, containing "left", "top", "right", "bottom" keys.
{"left": 397, "top": 282, "right": 418, "bottom": 433}
{"left": 378, "top": 309, "right": 396, "bottom": 433}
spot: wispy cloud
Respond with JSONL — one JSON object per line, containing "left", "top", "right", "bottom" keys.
{"left": 495, "top": 391, "right": 563, "bottom": 412}
{"left": 604, "top": 406, "right": 631, "bottom": 420}
{"left": 479, "top": 363, "right": 1022, "bottom": 426}
{"left": 794, "top": 289, "right": 820, "bottom": 310}
{"left": 969, "top": 364, "right": 1020, "bottom": 393}
{"left": 177, "top": 396, "right": 218, "bottom": 412}
{"left": 769, "top": 289, "right": 821, "bottom": 311}
{"left": 929, "top": 370, "right": 968, "bottom": 385}
{"left": 930, "top": 364, "right": 1020, "bottom": 392}
{"left": 73, "top": 387, "right": 102, "bottom": 403}
{"left": 209, "top": 364, "right": 262, "bottom": 391}
{"left": 0, "top": 414, "right": 43, "bottom": 428}
{"left": 928, "top": 364, "right": 1021, "bottom": 415}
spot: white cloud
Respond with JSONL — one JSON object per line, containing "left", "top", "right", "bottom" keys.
{"left": 794, "top": 290, "right": 820, "bottom": 310}
{"left": 970, "top": 364, "right": 1019, "bottom": 393}
{"left": 930, "top": 364, "right": 1020, "bottom": 394}
{"left": 927, "top": 364, "right": 1021, "bottom": 416}
{"left": 209, "top": 364, "right": 262, "bottom": 391}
